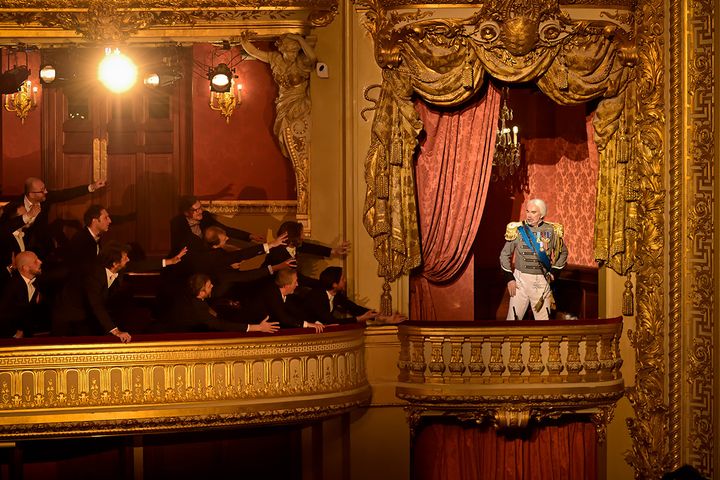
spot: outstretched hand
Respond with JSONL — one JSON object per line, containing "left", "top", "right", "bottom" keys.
{"left": 331, "top": 240, "right": 351, "bottom": 257}
{"left": 166, "top": 247, "right": 188, "bottom": 266}
{"left": 271, "top": 258, "right": 297, "bottom": 272}
{"left": 90, "top": 179, "right": 107, "bottom": 192}
{"left": 249, "top": 317, "right": 279, "bottom": 333}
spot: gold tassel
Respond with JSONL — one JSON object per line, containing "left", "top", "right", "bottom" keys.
{"left": 622, "top": 273, "right": 634, "bottom": 316}
{"left": 390, "top": 129, "right": 403, "bottom": 166}
{"left": 462, "top": 54, "right": 473, "bottom": 90}
{"left": 381, "top": 280, "right": 393, "bottom": 316}
{"left": 375, "top": 173, "right": 389, "bottom": 199}
{"left": 618, "top": 132, "right": 629, "bottom": 164}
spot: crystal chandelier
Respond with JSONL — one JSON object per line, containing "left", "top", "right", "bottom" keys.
{"left": 493, "top": 87, "right": 520, "bottom": 179}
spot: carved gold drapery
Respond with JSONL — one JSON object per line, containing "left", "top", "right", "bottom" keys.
{"left": 357, "top": 0, "right": 636, "bottom": 309}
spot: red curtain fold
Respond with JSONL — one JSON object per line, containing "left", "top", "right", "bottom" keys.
{"left": 414, "top": 421, "right": 598, "bottom": 480}
{"left": 410, "top": 84, "right": 501, "bottom": 321}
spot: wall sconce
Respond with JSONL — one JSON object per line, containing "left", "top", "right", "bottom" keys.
{"left": 492, "top": 87, "right": 521, "bottom": 179}
{"left": 4, "top": 79, "right": 37, "bottom": 124}
{"left": 209, "top": 81, "right": 242, "bottom": 124}
{"left": 208, "top": 63, "right": 240, "bottom": 123}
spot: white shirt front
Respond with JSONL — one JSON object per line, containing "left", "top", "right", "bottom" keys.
{"left": 105, "top": 268, "right": 118, "bottom": 288}
{"left": 21, "top": 274, "right": 35, "bottom": 302}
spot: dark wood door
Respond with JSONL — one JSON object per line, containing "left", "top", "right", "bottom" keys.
{"left": 42, "top": 49, "right": 191, "bottom": 256}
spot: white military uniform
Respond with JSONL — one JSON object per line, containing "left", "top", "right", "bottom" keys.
{"left": 499, "top": 220, "right": 568, "bottom": 320}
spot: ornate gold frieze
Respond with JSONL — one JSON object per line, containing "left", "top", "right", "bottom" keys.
{"left": 0, "top": 0, "right": 339, "bottom": 42}
{"left": 623, "top": 0, "right": 669, "bottom": 477}
{"left": 0, "top": 327, "right": 370, "bottom": 439}
{"left": 202, "top": 199, "right": 298, "bottom": 216}
{"left": 396, "top": 319, "right": 625, "bottom": 439}
{"left": 679, "top": 0, "right": 715, "bottom": 475}
{"left": 367, "top": 0, "right": 635, "bottom": 8}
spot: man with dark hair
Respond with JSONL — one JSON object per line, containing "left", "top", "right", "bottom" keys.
{"left": 162, "top": 273, "right": 280, "bottom": 334}
{"left": 19, "top": 176, "right": 106, "bottom": 260}
{"left": 169, "top": 195, "right": 265, "bottom": 256}
{"left": 65, "top": 205, "right": 185, "bottom": 272}
{"left": 305, "top": 266, "right": 405, "bottom": 325}
{"left": 0, "top": 251, "right": 44, "bottom": 338}
{"left": 51, "top": 241, "right": 134, "bottom": 342}
{"left": 263, "top": 221, "right": 350, "bottom": 288}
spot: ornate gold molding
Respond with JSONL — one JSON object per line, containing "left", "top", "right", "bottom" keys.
{"left": 0, "top": 0, "right": 339, "bottom": 43}
{"left": 681, "top": 0, "right": 715, "bottom": 475}
{"left": 0, "top": 327, "right": 369, "bottom": 439}
{"left": 624, "top": 0, "right": 669, "bottom": 477}
{"left": 202, "top": 199, "right": 297, "bottom": 216}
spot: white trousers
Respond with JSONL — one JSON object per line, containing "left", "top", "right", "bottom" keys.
{"left": 507, "top": 269, "right": 552, "bottom": 320}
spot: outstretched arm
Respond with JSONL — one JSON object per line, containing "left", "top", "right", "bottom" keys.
{"left": 240, "top": 32, "right": 270, "bottom": 64}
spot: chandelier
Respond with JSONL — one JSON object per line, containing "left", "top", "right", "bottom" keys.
{"left": 493, "top": 87, "right": 520, "bottom": 179}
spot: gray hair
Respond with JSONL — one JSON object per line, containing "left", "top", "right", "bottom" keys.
{"left": 527, "top": 198, "right": 547, "bottom": 217}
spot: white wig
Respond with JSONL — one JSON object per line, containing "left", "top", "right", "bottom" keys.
{"left": 527, "top": 198, "right": 547, "bottom": 217}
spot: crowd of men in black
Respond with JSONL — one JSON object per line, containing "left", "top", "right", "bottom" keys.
{"left": 0, "top": 178, "right": 401, "bottom": 343}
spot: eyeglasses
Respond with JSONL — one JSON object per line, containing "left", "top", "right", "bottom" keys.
{"left": 29, "top": 188, "right": 47, "bottom": 193}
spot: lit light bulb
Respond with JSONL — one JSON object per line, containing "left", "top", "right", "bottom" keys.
{"left": 98, "top": 48, "right": 138, "bottom": 93}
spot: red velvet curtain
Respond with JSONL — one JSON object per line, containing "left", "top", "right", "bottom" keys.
{"left": 414, "top": 421, "right": 598, "bottom": 480}
{"left": 410, "top": 85, "right": 501, "bottom": 320}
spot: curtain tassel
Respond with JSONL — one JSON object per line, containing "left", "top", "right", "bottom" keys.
{"left": 390, "top": 129, "right": 403, "bottom": 166}
{"left": 375, "top": 173, "right": 389, "bottom": 199}
{"left": 622, "top": 273, "right": 634, "bottom": 316}
{"left": 381, "top": 280, "right": 393, "bottom": 316}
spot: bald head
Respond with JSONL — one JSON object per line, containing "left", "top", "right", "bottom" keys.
{"left": 15, "top": 251, "right": 42, "bottom": 279}
{"left": 24, "top": 177, "right": 48, "bottom": 203}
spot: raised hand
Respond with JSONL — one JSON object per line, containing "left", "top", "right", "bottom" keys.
{"left": 269, "top": 232, "right": 288, "bottom": 249}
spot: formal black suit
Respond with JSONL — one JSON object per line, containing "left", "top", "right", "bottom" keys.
{"left": 64, "top": 228, "right": 100, "bottom": 270}
{"left": 303, "top": 288, "right": 369, "bottom": 325}
{"left": 0, "top": 273, "right": 42, "bottom": 337}
{"left": 169, "top": 212, "right": 252, "bottom": 256}
{"left": 19, "top": 185, "right": 93, "bottom": 260}
{"left": 245, "top": 283, "right": 307, "bottom": 329}
{"left": 162, "top": 294, "right": 251, "bottom": 333}
{"left": 263, "top": 242, "right": 332, "bottom": 288}
{"left": 51, "top": 264, "right": 127, "bottom": 337}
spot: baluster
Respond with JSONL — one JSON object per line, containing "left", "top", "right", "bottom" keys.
{"left": 427, "top": 337, "right": 446, "bottom": 383}
{"left": 397, "top": 332, "right": 411, "bottom": 382}
{"left": 507, "top": 336, "right": 524, "bottom": 381}
{"left": 409, "top": 335, "right": 427, "bottom": 383}
{"left": 467, "top": 339, "right": 486, "bottom": 382}
{"left": 584, "top": 334, "right": 600, "bottom": 379}
{"left": 527, "top": 336, "right": 545, "bottom": 377}
{"left": 613, "top": 331, "right": 624, "bottom": 378}
{"left": 487, "top": 336, "right": 506, "bottom": 377}
{"left": 566, "top": 337, "right": 583, "bottom": 379}
{"left": 546, "top": 336, "right": 563, "bottom": 376}
{"left": 599, "top": 333, "right": 614, "bottom": 380}
{"left": 447, "top": 337, "right": 466, "bottom": 383}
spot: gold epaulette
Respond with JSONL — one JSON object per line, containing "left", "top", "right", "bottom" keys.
{"left": 545, "top": 221, "right": 565, "bottom": 239}
{"left": 504, "top": 222, "right": 523, "bottom": 241}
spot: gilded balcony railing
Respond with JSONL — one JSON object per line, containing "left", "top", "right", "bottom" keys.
{"left": 396, "top": 318, "right": 624, "bottom": 438}
{"left": 0, "top": 325, "right": 370, "bottom": 440}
